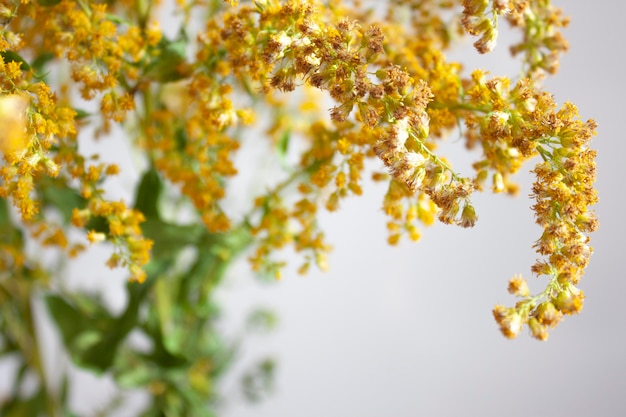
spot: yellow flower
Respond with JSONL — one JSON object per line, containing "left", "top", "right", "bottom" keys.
{"left": 507, "top": 274, "right": 530, "bottom": 297}
{"left": 0, "top": 94, "right": 29, "bottom": 155}
{"left": 493, "top": 305, "right": 523, "bottom": 339}
{"left": 87, "top": 230, "right": 106, "bottom": 244}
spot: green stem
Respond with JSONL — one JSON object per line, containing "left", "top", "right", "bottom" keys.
{"left": 0, "top": 205, "right": 61, "bottom": 413}
{"left": 26, "top": 288, "right": 61, "bottom": 417}
{"left": 520, "top": 271, "right": 562, "bottom": 314}
{"left": 76, "top": 0, "right": 92, "bottom": 18}
{"left": 135, "top": 0, "right": 152, "bottom": 30}
{"left": 239, "top": 158, "right": 326, "bottom": 229}
{"left": 1, "top": 276, "right": 61, "bottom": 416}
{"left": 409, "top": 130, "right": 462, "bottom": 182}
{"left": 429, "top": 101, "right": 491, "bottom": 114}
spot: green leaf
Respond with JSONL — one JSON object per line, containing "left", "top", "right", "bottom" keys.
{"left": 142, "top": 219, "right": 205, "bottom": 260}
{"left": 276, "top": 128, "right": 291, "bottom": 169}
{"left": 38, "top": 177, "right": 86, "bottom": 224}
{"left": 30, "top": 52, "right": 54, "bottom": 80}
{"left": 116, "top": 364, "right": 155, "bottom": 387}
{"left": 0, "top": 197, "right": 10, "bottom": 227}
{"left": 76, "top": 278, "right": 158, "bottom": 372}
{"left": 155, "top": 276, "right": 185, "bottom": 355}
{"left": 144, "top": 36, "right": 189, "bottom": 83}
{"left": 174, "top": 126, "right": 188, "bottom": 151}
{"left": 37, "top": 0, "right": 62, "bottom": 6}
{"left": 60, "top": 374, "right": 70, "bottom": 405}
{"left": 0, "top": 51, "right": 31, "bottom": 71}
{"left": 45, "top": 293, "right": 128, "bottom": 372}
{"left": 45, "top": 295, "right": 88, "bottom": 347}
{"left": 0, "top": 198, "right": 23, "bottom": 248}
{"left": 0, "top": 387, "right": 47, "bottom": 417}
{"left": 162, "top": 327, "right": 187, "bottom": 357}
{"left": 86, "top": 215, "right": 109, "bottom": 234}
{"left": 73, "top": 330, "right": 103, "bottom": 351}
{"left": 134, "top": 168, "right": 163, "bottom": 220}
{"left": 30, "top": 52, "right": 54, "bottom": 73}
{"left": 106, "top": 13, "right": 131, "bottom": 25}
{"left": 12, "top": 362, "right": 29, "bottom": 398}
{"left": 73, "top": 108, "right": 91, "bottom": 120}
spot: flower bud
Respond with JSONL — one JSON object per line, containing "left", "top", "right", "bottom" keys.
{"left": 528, "top": 317, "right": 548, "bottom": 341}
{"left": 493, "top": 305, "right": 523, "bottom": 339}
{"left": 534, "top": 301, "right": 562, "bottom": 327}
{"left": 459, "top": 203, "right": 478, "bottom": 228}
{"left": 507, "top": 274, "right": 529, "bottom": 297}
{"left": 553, "top": 286, "right": 584, "bottom": 315}
{"left": 492, "top": 172, "right": 504, "bottom": 193}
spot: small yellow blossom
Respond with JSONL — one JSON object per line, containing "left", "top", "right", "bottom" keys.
{"left": 87, "top": 230, "right": 106, "bottom": 244}
{"left": 0, "top": 94, "right": 29, "bottom": 155}
{"left": 493, "top": 305, "right": 523, "bottom": 339}
{"left": 507, "top": 274, "right": 530, "bottom": 297}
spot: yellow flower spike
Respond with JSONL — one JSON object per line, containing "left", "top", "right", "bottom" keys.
{"left": 528, "top": 317, "right": 549, "bottom": 341}
{"left": 42, "top": 157, "right": 60, "bottom": 177}
{"left": 507, "top": 274, "right": 530, "bottom": 297}
{"left": 146, "top": 21, "right": 163, "bottom": 46}
{"left": 334, "top": 171, "right": 347, "bottom": 189}
{"left": 492, "top": 172, "right": 504, "bottom": 193}
{"left": 534, "top": 302, "right": 563, "bottom": 328}
{"left": 274, "top": 269, "right": 282, "bottom": 280}
{"left": 87, "top": 230, "right": 106, "bottom": 244}
{"left": 336, "top": 137, "right": 350, "bottom": 154}
{"left": 459, "top": 203, "right": 477, "bottom": 228}
{"left": 4, "top": 61, "right": 22, "bottom": 80}
{"left": 406, "top": 225, "right": 421, "bottom": 242}
{"left": 417, "top": 195, "right": 436, "bottom": 226}
{"left": 105, "top": 164, "right": 120, "bottom": 176}
{"left": 0, "top": 0, "right": 594, "bottom": 349}
{"left": 236, "top": 109, "right": 255, "bottom": 125}
{"left": 492, "top": 305, "right": 523, "bottom": 339}
{"left": 42, "top": 227, "right": 68, "bottom": 249}
{"left": 71, "top": 208, "right": 91, "bottom": 228}
{"left": 68, "top": 243, "right": 86, "bottom": 258}
{"left": 552, "top": 285, "right": 585, "bottom": 315}
{"left": 315, "top": 252, "right": 329, "bottom": 272}
{"left": 105, "top": 253, "right": 121, "bottom": 269}
{"left": 129, "top": 264, "right": 147, "bottom": 283}
{"left": 325, "top": 192, "right": 340, "bottom": 211}
{"left": 297, "top": 262, "right": 310, "bottom": 275}
{"left": 387, "top": 233, "right": 401, "bottom": 246}
{"left": 0, "top": 4, "right": 13, "bottom": 24}
{"left": 108, "top": 218, "right": 125, "bottom": 236}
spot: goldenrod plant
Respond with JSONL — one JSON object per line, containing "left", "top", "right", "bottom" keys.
{"left": 0, "top": 0, "right": 598, "bottom": 415}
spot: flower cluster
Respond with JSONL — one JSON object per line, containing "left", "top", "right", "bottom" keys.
{"left": 493, "top": 102, "right": 597, "bottom": 340}
{"left": 1, "top": 0, "right": 158, "bottom": 281}
{"left": 0, "top": 0, "right": 598, "bottom": 341}
{"left": 461, "top": 0, "right": 570, "bottom": 76}
{"left": 0, "top": 2, "right": 603, "bottom": 417}
{"left": 18, "top": 0, "right": 160, "bottom": 118}
{"left": 161, "top": 0, "right": 598, "bottom": 337}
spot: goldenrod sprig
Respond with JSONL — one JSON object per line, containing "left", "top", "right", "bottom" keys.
{"left": 494, "top": 101, "right": 598, "bottom": 340}
{"left": 461, "top": 0, "right": 570, "bottom": 77}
